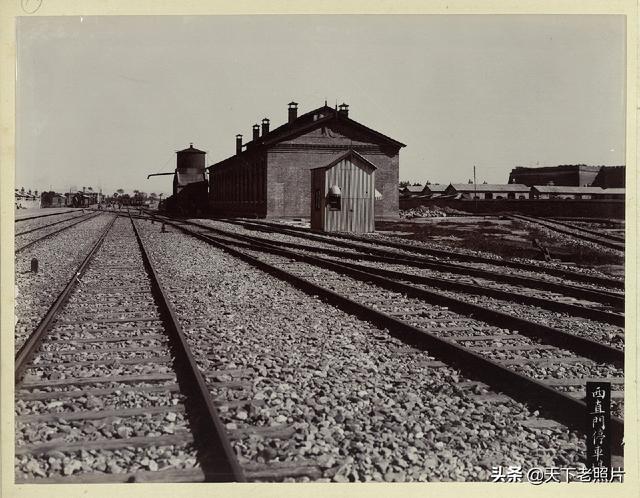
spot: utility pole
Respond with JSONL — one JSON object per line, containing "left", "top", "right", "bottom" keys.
{"left": 473, "top": 165, "right": 478, "bottom": 214}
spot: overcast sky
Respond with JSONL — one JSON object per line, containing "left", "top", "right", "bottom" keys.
{"left": 16, "top": 15, "right": 625, "bottom": 195}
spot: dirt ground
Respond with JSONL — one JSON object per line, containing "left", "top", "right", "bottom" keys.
{"left": 376, "top": 215, "right": 624, "bottom": 276}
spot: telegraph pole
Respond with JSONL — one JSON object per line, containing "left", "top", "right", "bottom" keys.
{"left": 473, "top": 165, "right": 478, "bottom": 214}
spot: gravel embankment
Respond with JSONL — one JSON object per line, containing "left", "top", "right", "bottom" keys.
{"left": 233, "top": 217, "right": 624, "bottom": 281}
{"left": 14, "top": 214, "right": 115, "bottom": 352}
{"left": 15, "top": 211, "right": 88, "bottom": 233}
{"left": 232, "top": 245, "right": 624, "bottom": 421}
{"left": 15, "top": 217, "right": 200, "bottom": 480}
{"left": 189, "top": 219, "right": 624, "bottom": 294}
{"left": 136, "top": 219, "right": 588, "bottom": 482}
{"left": 331, "top": 258, "right": 621, "bottom": 313}
{"left": 15, "top": 213, "right": 101, "bottom": 250}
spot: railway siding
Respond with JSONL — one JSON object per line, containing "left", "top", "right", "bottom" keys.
{"left": 132, "top": 218, "right": 589, "bottom": 482}
{"left": 14, "top": 214, "right": 115, "bottom": 353}
{"left": 15, "top": 216, "right": 240, "bottom": 483}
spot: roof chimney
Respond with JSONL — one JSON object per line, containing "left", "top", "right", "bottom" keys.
{"left": 288, "top": 101, "right": 298, "bottom": 123}
{"left": 261, "top": 118, "right": 270, "bottom": 136}
{"left": 338, "top": 103, "right": 349, "bottom": 117}
{"left": 236, "top": 134, "right": 243, "bottom": 155}
{"left": 252, "top": 124, "right": 260, "bottom": 141}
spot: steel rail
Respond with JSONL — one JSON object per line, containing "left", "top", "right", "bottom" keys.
{"left": 162, "top": 220, "right": 623, "bottom": 325}
{"left": 15, "top": 212, "right": 104, "bottom": 254}
{"left": 509, "top": 214, "right": 625, "bottom": 251}
{"left": 218, "top": 217, "right": 625, "bottom": 290}
{"left": 332, "top": 259, "right": 624, "bottom": 327}
{"left": 14, "top": 209, "right": 78, "bottom": 222}
{"left": 151, "top": 217, "right": 624, "bottom": 455}
{"left": 544, "top": 218, "right": 625, "bottom": 243}
{"left": 15, "top": 212, "right": 96, "bottom": 236}
{"left": 15, "top": 215, "right": 117, "bottom": 381}
{"left": 163, "top": 216, "right": 625, "bottom": 311}
{"left": 179, "top": 224, "right": 624, "bottom": 364}
{"left": 128, "top": 215, "right": 245, "bottom": 482}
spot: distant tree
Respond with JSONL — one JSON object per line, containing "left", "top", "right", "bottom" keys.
{"left": 117, "top": 188, "right": 124, "bottom": 195}
{"left": 20, "top": 187, "right": 25, "bottom": 194}
{"left": 468, "top": 179, "right": 473, "bottom": 184}
{"left": 399, "top": 180, "right": 411, "bottom": 188}
{"left": 412, "top": 182, "right": 422, "bottom": 186}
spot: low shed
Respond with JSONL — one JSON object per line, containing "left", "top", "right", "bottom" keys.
{"left": 310, "top": 150, "right": 376, "bottom": 233}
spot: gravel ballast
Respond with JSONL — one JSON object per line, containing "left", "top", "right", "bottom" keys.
{"left": 14, "top": 214, "right": 115, "bottom": 352}
{"left": 135, "top": 219, "right": 590, "bottom": 482}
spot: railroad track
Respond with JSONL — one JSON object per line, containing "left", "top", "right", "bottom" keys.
{"left": 15, "top": 211, "right": 103, "bottom": 253}
{"left": 15, "top": 211, "right": 86, "bottom": 236}
{"left": 548, "top": 218, "right": 625, "bottom": 242}
{"left": 15, "top": 210, "right": 79, "bottom": 223}
{"left": 508, "top": 214, "right": 625, "bottom": 252}
{"left": 215, "top": 217, "right": 624, "bottom": 290}
{"left": 15, "top": 214, "right": 241, "bottom": 483}
{"left": 143, "top": 215, "right": 625, "bottom": 459}
{"left": 151, "top": 216, "right": 624, "bottom": 327}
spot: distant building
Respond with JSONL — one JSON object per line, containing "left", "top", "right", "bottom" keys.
{"left": 444, "top": 183, "right": 530, "bottom": 200}
{"left": 592, "top": 166, "right": 625, "bottom": 188}
{"left": 15, "top": 189, "right": 39, "bottom": 209}
{"left": 422, "top": 184, "right": 448, "bottom": 197}
{"left": 530, "top": 185, "right": 606, "bottom": 200}
{"left": 508, "top": 165, "right": 625, "bottom": 188}
{"left": 40, "top": 191, "right": 65, "bottom": 208}
{"left": 400, "top": 185, "right": 425, "bottom": 195}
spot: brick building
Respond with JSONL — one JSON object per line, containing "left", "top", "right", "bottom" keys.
{"left": 208, "top": 102, "right": 405, "bottom": 220}
{"left": 592, "top": 166, "right": 625, "bottom": 188}
{"left": 508, "top": 165, "right": 625, "bottom": 188}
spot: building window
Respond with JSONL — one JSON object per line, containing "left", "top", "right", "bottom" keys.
{"left": 327, "top": 186, "right": 341, "bottom": 211}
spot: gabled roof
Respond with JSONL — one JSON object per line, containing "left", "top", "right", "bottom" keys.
{"left": 311, "top": 149, "right": 378, "bottom": 171}
{"left": 402, "top": 186, "right": 424, "bottom": 193}
{"left": 424, "top": 184, "right": 448, "bottom": 192}
{"left": 531, "top": 185, "right": 604, "bottom": 194}
{"left": 262, "top": 105, "right": 405, "bottom": 149}
{"left": 208, "top": 104, "right": 404, "bottom": 170}
{"left": 447, "top": 183, "right": 530, "bottom": 192}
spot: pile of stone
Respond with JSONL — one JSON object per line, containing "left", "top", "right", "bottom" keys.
{"left": 400, "top": 205, "right": 468, "bottom": 219}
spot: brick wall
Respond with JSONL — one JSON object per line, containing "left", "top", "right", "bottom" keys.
{"left": 266, "top": 123, "right": 400, "bottom": 219}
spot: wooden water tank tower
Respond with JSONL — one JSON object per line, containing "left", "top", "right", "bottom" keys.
{"left": 310, "top": 150, "right": 376, "bottom": 233}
